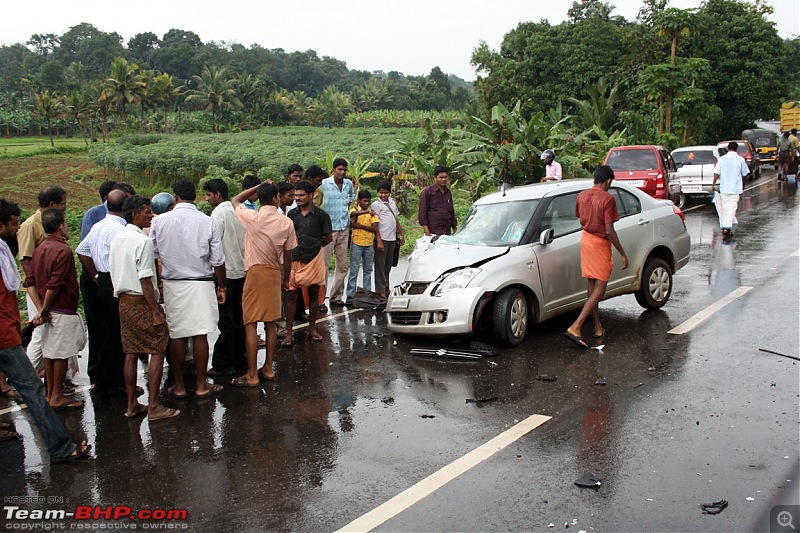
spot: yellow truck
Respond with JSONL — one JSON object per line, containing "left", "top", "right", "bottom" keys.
{"left": 781, "top": 101, "right": 800, "bottom": 132}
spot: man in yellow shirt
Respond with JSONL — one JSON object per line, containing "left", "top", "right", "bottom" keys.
{"left": 345, "top": 190, "right": 381, "bottom": 305}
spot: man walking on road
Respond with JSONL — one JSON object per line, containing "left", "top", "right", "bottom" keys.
{"left": 564, "top": 166, "right": 628, "bottom": 349}
{"left": 419, "top": 165, "right": 457, "bottom": 236}
{"left": 713, "top": 141, "right": 749, "bottom": 237}
{"left": 150, "top": 180, "right": 226, "bottom": 399}
{"left": 320, "top": 158, "right": 354, "bottom": 307}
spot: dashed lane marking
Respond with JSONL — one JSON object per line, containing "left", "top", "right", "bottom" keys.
{"left": 668, "top": 286, "right": 753, "bottom": 335}
{"left": 335, "top": 414, "right": 552, "bottom": 533}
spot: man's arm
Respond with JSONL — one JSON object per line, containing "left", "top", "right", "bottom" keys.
{"left": 605, "top": 223, "right": 629, "bottom": 270}
{"left": 281, "top": 251, "right": 292, "bottom": 292}
{"left": 232, "top": 186, "right": 260, "bottom": 209}
{"left": 213, "top": 265, "right": 227, "bottom": 305}
{"left": 322, "top": 231, "right": 333, "bottom": 248}
{"left": 374, "top": 221, "right": 383, "bottom": 251}
{"left": 712, "top": 172, "right": 720, "bottom": 188}
{"left": 418, "top": 188, "right": 431, "bottom": 236}
{"left": 140, "top": 277, "right": 166, "bottom": 326}
{"left": 78, "top": 254, "right": 98, "bottom": 285}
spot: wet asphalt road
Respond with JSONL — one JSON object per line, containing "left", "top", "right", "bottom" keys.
{"left": 1, "top": 169, "right": 798, "bottom": 532}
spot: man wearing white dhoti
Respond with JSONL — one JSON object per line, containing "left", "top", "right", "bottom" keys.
{"left": 712, "top": 141, "right": 749, "bottom": 237}
{"left": 150, "top": 180, "right": 227, "bottom": 400}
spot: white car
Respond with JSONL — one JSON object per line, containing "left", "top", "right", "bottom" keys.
{"left": 386, "top": 180, "right": 691, "bottom": 346}
{"left": 671, "top": 145, "right": 726, "bottom": 208}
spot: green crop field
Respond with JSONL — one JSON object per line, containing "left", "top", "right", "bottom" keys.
{"left": 0, "top": 137, "right": 90, "bottom": 158}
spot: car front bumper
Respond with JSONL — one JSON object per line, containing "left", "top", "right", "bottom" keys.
{"left": 385, "top": 287, "right": 486, "bottom": 336}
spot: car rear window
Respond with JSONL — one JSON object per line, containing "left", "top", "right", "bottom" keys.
{"left": 607, "top": 149, "right": 658, "bottom": 171}
{"left": 673, "top": 150, "right": 716, "bottom": 165}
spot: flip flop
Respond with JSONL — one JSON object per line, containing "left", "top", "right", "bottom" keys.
{"left": 330, "top": 299, "right": 345, "bottom": 307}
{"left": 259, "top": 370, "right": 275, "bottom": 381}
{"left": 562, "top": 331, "right": 589, "bottom": 349}
{"left": 230, "top": 376, "right": 259, "bottom": 388}
{"left": 318, "top": 304, "right": 328, "bottom": 313}
{"left": 167, "top": 386, "right": 188, "bottom": 400}
{"left": 52, "top": 441, "right": 91, "bottom": 463}
{"left": 1, "top": 389, "right": 22, "bottom": 401}
{"left": 148, "top": 408, "right": 180, "bottom": 422}
{"left": 124, "top": 404, "right": 148, "bottom": 418}
{"left": 592, "top": 329, "right": 605, "bottom": 339}
{"left": 308, "top": 332, "right": 323, "bottom": 342}
{"left": 195, "top": 384, "right": 223, "bottom": 399}
{"left": 280, "top": 338, "right": 294, "bottom": 348}
{"left": 52, "top": 399, "right": 84, "bottom": 411}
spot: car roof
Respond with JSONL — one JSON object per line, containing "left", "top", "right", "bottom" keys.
{"left": 608, "top": 145, "right": 667, "bottom": 151}
{"left": 473, "top": 179, "right": 653, "bottom": 205}
{"left": 672, "top": 145, "right": 718, "bottom": 152}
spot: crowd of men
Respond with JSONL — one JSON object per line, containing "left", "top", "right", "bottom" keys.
{"left": 0, "top": 159, "right": 464, "bottom": 463}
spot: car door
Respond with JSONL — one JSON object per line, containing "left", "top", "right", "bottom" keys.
{"left": 534, "top": 192, "right": 585, "bottom": 313}
{"left": 607, "top": 187, "right": 651, "bottom": 292}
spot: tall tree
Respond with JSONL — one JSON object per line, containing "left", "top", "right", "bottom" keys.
{"left": 184, "top": 65, "right": 240, "bottom": 132}
{"left": 34, "top": 89, "right": 64, "bottom": 147}
{"left": 654, "top": 7, "right": 697, "bottom": 133}
{"left": 100, "top": 57, "right": 146, "bottom": 129}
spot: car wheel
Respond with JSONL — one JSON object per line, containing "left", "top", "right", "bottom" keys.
{"left": 675, "top": 192, "right": 686, "bottom": 210}
{"left": 756, "top": 165, "right": 761, "bottom": 178}
{"left": 635, "top": 258, "right": 673, "bottom": 310}
{"left": 492, "top": 287, "right": 528, "bottom": 346}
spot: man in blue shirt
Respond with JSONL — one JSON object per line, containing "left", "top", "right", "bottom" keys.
{"left": 712, "top": 141, "right": 749, "bottom": 237}
{"left": 320, "top": 158, "right": 355, "bottom": 306}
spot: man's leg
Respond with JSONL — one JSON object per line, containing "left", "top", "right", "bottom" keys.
{"left": 276, "top": 266, "right": 288, "bottom": 339}
{"left": 283, "top": 289, "right": 299, "bottom": 345}
{"left": 346, "top": 243, "right": 361, "bottom": 302}
{"left": 363, "top": 243, "right": 375, "bottom": 292}
{"left": 95, "top": 276, "right": 125, "bottom": 391}
{"left": 211, "top": 279, "right": 236, "bottom": 374}
{"left": 374, "top": 241, "right": 389, "bottom": 295}
{"left": 239, "top": 322, "right": 260, "bottom": 385}
{"left": 260, "top": 321, "right": 277, "bottom": 380}
{"left": 323, "top": 238, "right": 335, "bottom": 303}
{"left": 330, "top": 230, "right": 350, "bottom": 302}
{"left": 146, "top": 353, "right": 177, "bottom": 419}
{"left": 48, "top": 359, "right": 73, "bottom": 408}
{"left": 0, "top": 345, "right": 76, "bottom": 459}
{"left": 167, "top": 338, "right": 187, "bottom": 397}
{"left": 24, "top": 293, "right": 44, "bottom": 374}
{"left": 124, "top": 353, "right": 146, "bottom": 417}
{"left": 229, "top": 278, "right": 247, "bottom": 373}
{"left": 191, "top": 335, "right": 214, "bottom": 396}
{"left": 307, "top": 285, "right": 322, "bottom": 340}
{"left": 43, "top": 358, "right": 54, "bottom": 403}
{"left": 567, "top": 278, "right": 608, "bottom": 338}
{"left": 80, "top": 269, "right": 100, "bottom": 382}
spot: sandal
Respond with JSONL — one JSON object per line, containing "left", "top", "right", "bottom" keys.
{"left": 330, "top": 299, "right": 345, "bottom": 307}
{"left": 195, "top": 384, "right": 223, "bottom": 399}
{"left": 318, "top": 304, "right": 328, "bottom": 313}
{"left": 52, "top": 441, "right": 91, "bottom": 463}
{"left": 308, "top": 332, "right": 323, "bottom": 342}
{"left": 1, "top": 388, "right": 21, "bottom": 402}
{"left": 230, "top": 375, "right": 259, "bottom": 388}
{"left": 280, "top": 337, "right": 294, "bottom": 348}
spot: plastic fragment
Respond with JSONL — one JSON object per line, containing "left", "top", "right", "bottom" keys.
{"left": 746, "top": 497, "right": 754, "bottom": 501}
{"left": 700, "top": 500, "right": 728, "bottom": 515}
{"left": 595, "top": 379, "right": 607, "bottom": 386}
{"left": 574, "top": 473, "right": 602, "bottom": 488}
{"left": 548, "top": 524, "right": 555, "bottom": 528}
{"left": 591, "top": 344, "right": 605, "bottom": 351}
{"left": 537, "top": 374, "right": 558, "bottom": 382}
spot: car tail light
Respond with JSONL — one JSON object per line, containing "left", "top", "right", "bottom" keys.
{"left": 656, "top": 173, "right": 665, "bottom": 189}
{"left": 744, "top": 152, "right": 752, "bottom": 162}
{"left": 672, "top": 204, "right": 686, "bottom": 228}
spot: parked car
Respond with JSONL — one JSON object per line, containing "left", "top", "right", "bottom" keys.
{"left": 604, "top": 145, "right": 679, "bottom": 201}
{"left": 742, "top": 128, "right": 778, "bottom": 168}
{"left": 386, "top": 180, "right": 691, "bottom": 346}
{"left": 716, "top": 140, "right": 761, "bottom": 179}
{"left": 670, "top": 145, "right": 726, "bottom": 209}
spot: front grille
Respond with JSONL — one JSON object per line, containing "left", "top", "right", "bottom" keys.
{"left": 390, "top": 312, "right": 422, "bottom": 325}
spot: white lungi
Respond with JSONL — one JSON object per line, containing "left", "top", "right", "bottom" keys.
{"left": 162, "top": 280, "right": 219, "bottom": 338}
{"left": 25, "top": 294, "right": 80, "bottom": 378}
{"left": 714, "top": 193, "right": 740, "bottom": 229}
{"left": 40, "top": 313, "right": 87, "bottom": 360}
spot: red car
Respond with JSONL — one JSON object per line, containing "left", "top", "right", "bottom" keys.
{"left": 604, "top": 145, "right": 678, "bottom": 201}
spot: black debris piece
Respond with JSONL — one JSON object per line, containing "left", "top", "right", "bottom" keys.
{"left": 758, "top": 348, "right": 800, "bottom": 362}
{"left": 595, "top": 379, "right": 607, "bottom": 386}
{"left": 470, "top": 341, "right": 497, "bottom": 357}
{"left": 574, "top": 472, "right": 602, "bottom": 488}
{"left": 537, "top": 374, "right": 558, "bottom": 382}
{"left": 633, "top": 383, "right": 644, "bottom": 389}
{"left": 420, "top": 414, "right": 435, "bottom": 419}
{"left": 466, "top": 397, "right": 499, "bottom": 404}
{"left": 700, "top": 500, "right": 728, "bottom": 515}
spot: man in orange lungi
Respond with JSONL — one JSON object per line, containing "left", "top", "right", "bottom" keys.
{"left": 564, "top": 165, "right": 628, "bottom": 349}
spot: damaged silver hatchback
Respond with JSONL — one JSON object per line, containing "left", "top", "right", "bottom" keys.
{"left": 386, "top": 180, "right": 690, "bottom": 346}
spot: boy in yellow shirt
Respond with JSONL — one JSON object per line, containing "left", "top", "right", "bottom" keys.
{"left": 345, "top": 190, "right": 381, "bottom": 305}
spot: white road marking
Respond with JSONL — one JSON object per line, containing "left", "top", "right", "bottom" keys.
{"left": 792, "top": 250, "right": 800, "bottom": 257}
{"left": 336, "top": 414, "right": 552, "bottom": 533}
{"left": 668, "top": 286, "right": 753, "bottom": 335}
{"left": 682, "top": 176, "right": 778, "bottom": 213}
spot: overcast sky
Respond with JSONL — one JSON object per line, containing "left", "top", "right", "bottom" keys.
{"left": 1, "top": 0, "right": 797, "bottom": 81}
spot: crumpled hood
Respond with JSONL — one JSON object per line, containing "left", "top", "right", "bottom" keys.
{"left": 404, "top": 241, "right": 508, "bottom": 282}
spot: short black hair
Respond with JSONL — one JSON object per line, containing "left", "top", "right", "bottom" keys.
{"left": 242, "top": 174, "right": 260, "bottom": 190}
{"left": 0, "top": 198, "right": 21, "bottom": 225}
{"left": 304, "top": 165, "right": 327, "bottom": 180}
{"left": 376, "top": 179, "right": 392, "bottom": 192}
{"left": 37, "top": 185, "right": 67, "bottom": 208}
{"left": 122, "top": 195, "right": 151, "bottom": 223}
{"left": 357, "top": 189, "right": 372, "bottom": 200}
{"left": 727, "top": 141, "right": 739, "bottom": 152}
{"left": 203, "top": 178, "right": 229, "bottom": 200}
{"left": 593, "top": 165, "right": 615, "bottom": 184}
{"left": 332, "top": 157, "right": 348, "bottom": 169}
{"left": 112, "top": 182, "right": 136, "bottom": 195}
{"left": 41, "top": 208, "right": 64, "bottom": 234}
{"left": 433, "top": 165, "right": 448, "bottom": 176}
{"left": 287, "top": 164, "right": 303, "bottom": 175}
{"left": 294, "top": 181, "right": 314, "bottom": 194}
{"left": 172, "top": 179, "right": 197, "bottom": 201}
{"left": 257, "top": 183, "right": 278, "bottom": 205}
{"left": 277, "top": 181, "right": 294, "bottom": 195}
{"left": 98, "top": 181, "right": 117, "bottom": 201}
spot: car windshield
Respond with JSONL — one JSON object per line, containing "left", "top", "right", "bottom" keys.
{"left": 439, "top": 199, "right": 539, "bottom": 247}
{"left": 607, "top": 149, "right": 658, "bottom": 171}
{"left": 673, "top": 150, "right": 716, "bottom": 165}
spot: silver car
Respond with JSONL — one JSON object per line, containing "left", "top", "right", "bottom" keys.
{"left": 671, "top": 145, "right": 726, "bottom": 208}
{"left": 386, "top": 180, "right": 691, "bottom": 346}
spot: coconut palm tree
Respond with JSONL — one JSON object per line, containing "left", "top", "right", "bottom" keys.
{"left": 184, "top": 65, "right": 241, "bottom": 132}
{"left": 34, "top": 90, "right": 64, "bottom": 147}
{"left": 65, "top": 90, "right": 91, "bottom": 144}
{"left": 654, "top": 7, "right": 697, "bottom": 133}
{"left": 101, "top": 57, "right": 146, "bottom": 130}
{"left": 150, "top": 72, "right": 184, "bottom": 132}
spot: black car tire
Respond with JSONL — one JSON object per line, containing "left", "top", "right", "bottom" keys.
{"left": 674, "top": 192, "right": 687, "bottom": 210}
{"left": 635, "top": 257, "right": 673, "bottom": 310}
{"left": 492, "top": 287, "right": 528, "bottom": 346}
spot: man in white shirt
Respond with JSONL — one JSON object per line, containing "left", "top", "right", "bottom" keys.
{"left": 150, "top": 180, "right": 227, "bottom": 399}
{"left": 712, "top": 141, "right": 749, "bottom": 237}
{"left": 109, "top": 196, "right": 179, "bottom": 421}
{"left": 203, "top": 179, "right": 247, "bottom": 376}
{"left": 76, "top": 189, "right": 129, "bottom": 395}
{"left": 540, "top": 149, "right": 563, "bottom": 182}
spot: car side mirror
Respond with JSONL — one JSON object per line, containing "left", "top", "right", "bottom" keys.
{"left": 675, "top": 161, "right": 684, "bottom": 168}
{"left": 539, "top": 228, "right": 554, "bottom": 245}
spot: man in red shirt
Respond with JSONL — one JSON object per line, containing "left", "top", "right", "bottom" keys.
{"left": 564, "top": 166, "right": 628, "bottom": 349}
{"left": 419, "top": 165, "right": 458, "bottom": 236}
{"left": 0, "top": 198, "right": 90, "bottom": 461}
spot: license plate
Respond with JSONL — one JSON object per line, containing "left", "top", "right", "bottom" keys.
{"left": 682, "top": 185, "right": 704, "bottom": 192}
{"left": 391, "top": 297, "right": 410, "bottom": 309}
{"left": 623, "top": 180, "right": 645, "bottom": 188}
